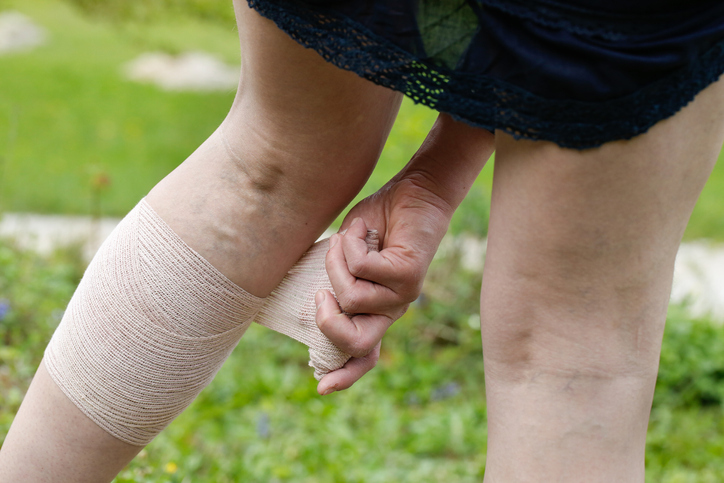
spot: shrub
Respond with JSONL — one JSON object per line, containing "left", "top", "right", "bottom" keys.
{"left": 655, "top": 306, "right": 724, "bottom": 409}
{"left": 0, "top": 239, "right": 82, "bottom": 435}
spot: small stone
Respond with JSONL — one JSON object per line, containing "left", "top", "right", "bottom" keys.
{"left": 0, "top": 11, "right": 46, "bottom": 55}
{"left": 123, "top": 51, "right": 239, "bottom": 92}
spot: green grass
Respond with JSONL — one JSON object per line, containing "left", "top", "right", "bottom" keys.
{"left": 0, "top": 0, "right": 239, "bottom": 215}
{"left": 64, "top": 0, "right": 237, "bottom": 26}
{"left": 686, "top": 154, "right": 724, "bottom": 239}
{"left": 3, "top": 0, "right": 724, "bottom": 480}
{"left": 0, "top": 0, "right": 481, "bottom": 230}
{"left": 4, "top": 236, "right": 724, "bottom": 481}
{"left": 117, "top": 321, "right": 488, "bottom": 482}
{"left": 2, "top": 0, "right": 722, "bottom": 239}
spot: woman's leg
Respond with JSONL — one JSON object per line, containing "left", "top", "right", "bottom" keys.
{"left": 146, "top": 1, "right": 402, "bottom": 296}
{"left": 480, "top": 79, "right": 724, "bottom": 482}
{"left": 0, "top": 3, "right": 401, "bottom": 481}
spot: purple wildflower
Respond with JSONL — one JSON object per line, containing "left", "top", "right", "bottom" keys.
{"left": 0, "top": 299, "right": 10, "bottom": 320}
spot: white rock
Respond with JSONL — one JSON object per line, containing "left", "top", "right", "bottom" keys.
{"left": 671, "top": 241, "right": 724, "bottom": 322}
{"left": 436, "top": 233, "right": 724, "bottom": 323}
{"left": 458, "top": 234, "right": 487, "bottom": 272}
{"left": 0, "top": 11, "right": 46, "bottom": 54}
{"left": 434, "top": 233, "right": 487, "bottom": 273}
{"left": 123, "top": 51, "right": 239, "bottom": 92}
{"left": 0, "top": 212, "right": 121, "bottom": 262}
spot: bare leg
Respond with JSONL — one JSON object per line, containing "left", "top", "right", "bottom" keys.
{"left": 147, "top": 1, "right": 402, "bottom": 296}
{"left": 0, "top": 3, "right": 401, "bottom": 481}
{"left": 481, "top": 79, "right": 724, "bottom": 482}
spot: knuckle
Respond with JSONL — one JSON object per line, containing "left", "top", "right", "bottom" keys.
{"left": 407, "top": 269, "right": 427, "bottom": 298}
{"left": 348, "top": 335, "right": 372, "bottom": 359}
{"left": 399, "top": 290, "right": 419, "bottom": 305}
{"left": 399, "top": 283, "right": 423, "bottom": 304}
{"left": 410, "top": 267, "right": 427, "bottom": 287}
{"left": 391, "top": 304, "right": 410, "bottom": 321}
{"left": 336, "top": 288, "right": 363, "bottom": 314}
{"left": 346, "top": 256, "right": 367, "bottom": 278}
{"left": 396, "top": 265, "right": 425, "bottom": 288}
{"left": 366, "top": 349, "right": 380, "bottom": 366}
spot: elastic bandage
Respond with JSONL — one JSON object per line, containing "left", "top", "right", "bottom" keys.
{"left": 256, "top": 231, "right": 379, "bottom": 380}
{"left": 44, "top": 199, "right": 264, "bottom": 446}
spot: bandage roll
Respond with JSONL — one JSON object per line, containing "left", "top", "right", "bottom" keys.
{"left": 44, "top": 199, "right": 264, "bottom": 446}
{"left": 256, "top": 230, "right": 379, "bottom": 380}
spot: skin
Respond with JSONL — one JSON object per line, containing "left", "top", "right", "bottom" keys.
{"left": 2, "top": 0, "right": 723, "bottom": 481}
{"left": 478, "top": 78, "right": 724, "bottom": 482}
{"left": 318, "top": 81, "right": 724, "bottom": 483}
{"left": 145, "top": 1, "right": 402, "bottom": 297}
{"left": 0, "top": 3, "right": 403, "bottom": 481}
{"left": 316, "top": 114, "right": 495, "bottom": 393}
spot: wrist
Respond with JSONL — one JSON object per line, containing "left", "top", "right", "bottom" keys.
{"left": 396, "top": 114, "right": 495, "bottom": 210}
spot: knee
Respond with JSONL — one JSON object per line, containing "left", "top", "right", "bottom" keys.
{"left": 237, "top": 153, "right": 288, "bottom": 195}
{"left": 220, "top": 121, "right": 377, "bottom": 214}
{"left": 479, "top": 261, "right": 668, "bottom": 380}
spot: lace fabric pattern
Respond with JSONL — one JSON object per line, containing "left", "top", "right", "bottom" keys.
{"left": 247, "top": 0, "right": 724, "bottom": 149}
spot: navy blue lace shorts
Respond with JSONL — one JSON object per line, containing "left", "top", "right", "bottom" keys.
{"left": 247, "top": 0, "right": 724, "bottom": 149}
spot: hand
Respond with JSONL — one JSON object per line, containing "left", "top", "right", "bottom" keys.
{"left": 315, "top": 114, "right": 496, "bottom": 395}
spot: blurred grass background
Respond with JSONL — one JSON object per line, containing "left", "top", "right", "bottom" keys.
{"left": 2, "top": 0, "right": 724, "bottom": 481}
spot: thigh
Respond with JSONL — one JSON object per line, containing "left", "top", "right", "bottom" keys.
{"left": 229, "top": 0, "right": 402, "bottom": 190}
{"left": 481, "top": 78, "right": 724, "bottom": 374}
{"left": 148, "top": 2, "right": 403, "bottom": 295}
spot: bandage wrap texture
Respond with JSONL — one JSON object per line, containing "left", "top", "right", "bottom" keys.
{"left": 45, "top": 198, "right": 376, "bottom": 445}
{"left": 256, "top": 230, "right": 379, "bottom": 380}
{"left": 44, "top": 200, "right": 265, "bottom": 446}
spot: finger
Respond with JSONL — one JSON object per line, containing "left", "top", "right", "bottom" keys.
{"left": 326, "top": 233, "right": 405, "bottom": 315}
{"left": 328, "top": 248, "right": 422, "bottom": 312}
{"left": 315, "top": 290, "right": 392, "bottom": 358}
{"left": 325, "top": 232, "right": 359, "bottom": 288}
{"left": 344, "top": 217, "right": 379, "bottom": 254}
{"left": 317, "top": 343, "right": 381, "bottom": 395}
{"left": 339, "top": 218, "right": 387, "bottom": 283}
{"left": 340, "top": 217, "right": 391, "bottom": 282}
{"left": 340, "top": 219, "right": 390, "bottom": 282}
{"left": 339, "top": 228, "right": 426, "bottom": 297}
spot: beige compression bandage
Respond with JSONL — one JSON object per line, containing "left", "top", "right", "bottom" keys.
{"left": 256, "top": 231, "right": 379, "bottom": 380}
{"left": 44, "top": 199, "right": 265, "bottom": 446}
{"left": 45, "top": 197, "right": 373, "bottom": 444}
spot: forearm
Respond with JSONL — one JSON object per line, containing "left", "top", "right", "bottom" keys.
{"left": 315, "top": 116, "right": 495, "bottom": 391}
{"left": 392, "top": 113, "right": 495, "bottom": 217}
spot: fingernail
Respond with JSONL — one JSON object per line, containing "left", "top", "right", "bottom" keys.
{"left": 322, "top": 387, "right": 336, "bottom": 396}
{"left": 315, "top": 290, "right": 325, "bottom": 309}
{"left": 350, "top": 217, "right": 361, "bottom": 227}
{"left": 329, "top": 234, "right": 338, "bottom": 249}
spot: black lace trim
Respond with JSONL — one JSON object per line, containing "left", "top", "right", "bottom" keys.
{"left": 247, "top": 0, "right": 724, "bottom": 149}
